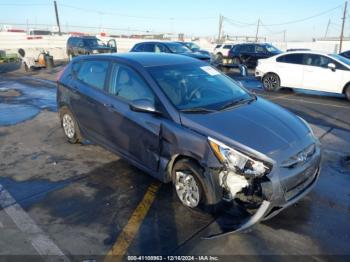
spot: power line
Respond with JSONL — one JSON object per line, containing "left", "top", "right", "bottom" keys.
{"left": 263, "top": 5, "right": 343, "bottom": 26}
{"left": 60, "top": 4, "right": 216, "bottom": 21}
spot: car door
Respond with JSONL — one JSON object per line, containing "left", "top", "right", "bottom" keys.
{"left": 69, "top": 59, "right": 111, "bottom": 142}
{"left": 155, "top": 43, "right": 169, "bottom": 53}
{"left": 99, "top": 62, "right": 162, "bottom": 172}
{"left": 239, "top": 44, "right": 255, "bottom": 67}
{"left": 254, "top": 45, "right": 270, "bottom": 67}
{"left": 302, "top": 54, "right": 343, "bottom": 92}
{"left": 275, "top": 53, "right": 304, "bottom": 88}
{"left": 107, "top": 39, "right": 117, "bottom": 53}
{"left": 76, "top": 39, "right": 85, "bottom": 55}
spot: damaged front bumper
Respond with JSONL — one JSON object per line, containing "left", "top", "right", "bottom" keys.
{"left": 204, "top": 146, "right": 321, "bottom": 239}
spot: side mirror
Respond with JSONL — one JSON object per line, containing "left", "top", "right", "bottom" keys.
{"left": 130, "top": 99, "right": 160, "bottom": 114}
{"left": 328, "top": 63, "right": 336, "bottom": 71}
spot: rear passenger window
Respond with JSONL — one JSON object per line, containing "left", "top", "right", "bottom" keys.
{"left": 255, "top": 45, "right": 266, "bottom": 53}
{"left": 76, "top": 60, "right": 109, "bottom": 90}
{"left": 108, "top": 64, "right": 155, "bottom": 103}
{"left": 135, "top": 44, "right": 154, "bottom": 52}
{"left": 223, "top": 45, "right": 232, "bottom": 49}
{"left": 277, "top": 54, "right": 303, "bottom": 65}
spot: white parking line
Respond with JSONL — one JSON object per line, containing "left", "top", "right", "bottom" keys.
{"left": 0, "top": 184, "right": 70, "bottom": 260}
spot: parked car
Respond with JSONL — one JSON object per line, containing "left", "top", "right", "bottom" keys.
{"left": 57, "top": 53, "right": 321, "bottom": 234}
{"left": 130, "top": 41, "right": 211, "bottom": 63}
{"left": 66, "top": 36, "right": 117, "bottom": 61}
{"left": 339, "top": 50, "right": 350, "bottom": 60}
{"left": 256, "top": 51, "right": 350, "bottom": 101}
{"left": 287, "top": 48, "right": 311, "bottom": 52}
{"left": 213, "top": 43, "right": 235, "bottom": 62}
{"left": 176, "top": 41, "right": 211, "bottom": 56}
{"left": 227, "top": 43, "right": 282, "bottom": 68}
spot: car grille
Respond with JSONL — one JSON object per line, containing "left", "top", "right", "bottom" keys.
{"left": 281, "top": 143, "right": 316, "bottom": 168}
{"left": 284, "top": 166, "right": 318, "bottom": 201}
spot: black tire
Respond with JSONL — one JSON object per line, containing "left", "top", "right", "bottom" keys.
{"left": 172, "top": 159, "right": 207, "bottom": 209}
{"left": 59, "top": 107, "right": 82, "bottom": 144}
{"left": 262, "top": 73, "right": 281, "bottom": 91}
{"left": 345, "top": 85, "right": 350, "bottom": 101}
{"left": 23, "top": 63, "right": 29, "bottom": 72}
{"left": 216, "top": 53, "right": 223, "bottom": 64}
{"left": 68, "top": 53, "right": 74, "bottom": 61}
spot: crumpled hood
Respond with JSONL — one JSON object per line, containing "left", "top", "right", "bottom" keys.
{"left": 180, "top": 97, "right": 310, "bottom": 155}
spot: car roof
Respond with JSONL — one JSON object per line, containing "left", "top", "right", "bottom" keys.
{"left": 69, "top": 36, "right": 97, "bottom": 39}
{"left": 135, "top": 41, "right": 183, "bottom": 45}
{"left": 75, "top": 52, "right": 202, "bottom": 67}
{"left": 279, "top": 50, "right": 331, "bottom": 56}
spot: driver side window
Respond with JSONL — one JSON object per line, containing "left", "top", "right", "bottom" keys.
{"left": 108, "top": 64, "right": 155, "bottom": 103}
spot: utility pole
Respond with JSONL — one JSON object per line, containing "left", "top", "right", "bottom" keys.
{"left": 217, "top": 14, "right": 223, "bottom": 43}
{"left": 340, "top": 1, "right": 348, "bottom": 53}
{"left": 53, "top": 0, "right": 61, "bottom": 36}
{"left": 255, "top": 18, "right": 260, "bottom": 42}
{"left": 324, "top": 19, "right": 331, "bottom": 39}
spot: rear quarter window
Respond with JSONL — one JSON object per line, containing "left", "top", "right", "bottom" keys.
{"left": 75, "top": 60, "right": 109, "bottom": 90}
{"left": 277, "top": 54, "right": 304, "bottom": 65}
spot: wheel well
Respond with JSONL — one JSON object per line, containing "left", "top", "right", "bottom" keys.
{"left": 343, "top": 82, "right": 350, "bottom": 94}
{"left": 166, "top": 154, "right": 203, "bottom": 179}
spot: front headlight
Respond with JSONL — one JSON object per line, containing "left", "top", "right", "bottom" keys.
{"left": 209, "top": 137, "right": 270, "bottom": 177}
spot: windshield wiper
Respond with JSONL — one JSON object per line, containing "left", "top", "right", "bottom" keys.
{"left": 219, "top": 96, "right": 256, "bottom": 111}
{"left": 180, "top": 107, "right": 216, "bottom": 113}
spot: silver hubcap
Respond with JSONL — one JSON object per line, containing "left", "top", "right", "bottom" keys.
{"left": 62, "top": 114, "right": 75, "bottom": 139}
{"left": 175, "top": 171, "right": 200, "bottom": 208}
{"left": 264, "top": 75, "right": 279, "bottom": 90}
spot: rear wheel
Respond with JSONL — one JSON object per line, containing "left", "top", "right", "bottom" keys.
{"left": 262, "top": 73, "right": 281, "bottom": 91}
{"left": 345, "top": 85, "right": 350, "bottom": 101}
{"left": 215, "top": 53, "right": 223, "bottom": 64}
{"left": 172, "top": 159, "right": 205, "bottom": 209}
{"left": 59, "top": 107, "right": 82, "bottom": 144}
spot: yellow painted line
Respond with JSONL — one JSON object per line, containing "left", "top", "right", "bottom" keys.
{"left": 104, "top": 182, "right": 161, "bottom": 261}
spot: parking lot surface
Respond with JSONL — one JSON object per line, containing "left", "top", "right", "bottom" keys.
{"left": 0, "top": 63, "right": 350, "bottom": 261}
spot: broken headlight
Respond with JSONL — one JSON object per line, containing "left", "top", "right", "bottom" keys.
{"left": 209, "top": 137, "right": 270, "bottom": 177}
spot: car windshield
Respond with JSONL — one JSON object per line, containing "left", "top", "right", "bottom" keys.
{"left": 148, "top": 63, "right": 252, "bottom": 111}
{"left": 265, "top": 44, "right": 281, "bottom": 53}
{"left": 83, "top": 38, "right": 106, "bottom": 48}
{"left": 330, "top": 54, "right": 350, "bottom": 66}
{"left": 166, "top": 43, "right": 191, "bottom": 53}
{"left": 186, "top": 43, "right": 200, "bottom": 51}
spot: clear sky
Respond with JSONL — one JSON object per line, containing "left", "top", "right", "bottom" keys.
{"left": 0, "top": 0, "right": 347, "bottom": 41}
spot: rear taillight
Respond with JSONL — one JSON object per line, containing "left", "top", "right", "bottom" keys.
{"left": 56, "top": 65, "right": 67, "bottom": 82}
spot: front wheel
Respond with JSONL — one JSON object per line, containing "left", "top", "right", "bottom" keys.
{"left": 345, "top": 85, "right": 350, "bottom": 101}
{"left": 172, "top": 159, "right": 205, "bottom": 209}
{"left": 262, "top": 73, "right": 281, "bottom": 91}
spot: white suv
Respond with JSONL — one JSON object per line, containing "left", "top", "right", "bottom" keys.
{"left": 213, "top": 43, "right": 235, "bottom": 61}
{"left": 256, "top": 51, "right": 350, "bottom": 101}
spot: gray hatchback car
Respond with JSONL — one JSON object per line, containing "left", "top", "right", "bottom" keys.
{"left": 57, "top": 53, "right": 321, "bottom": 233}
